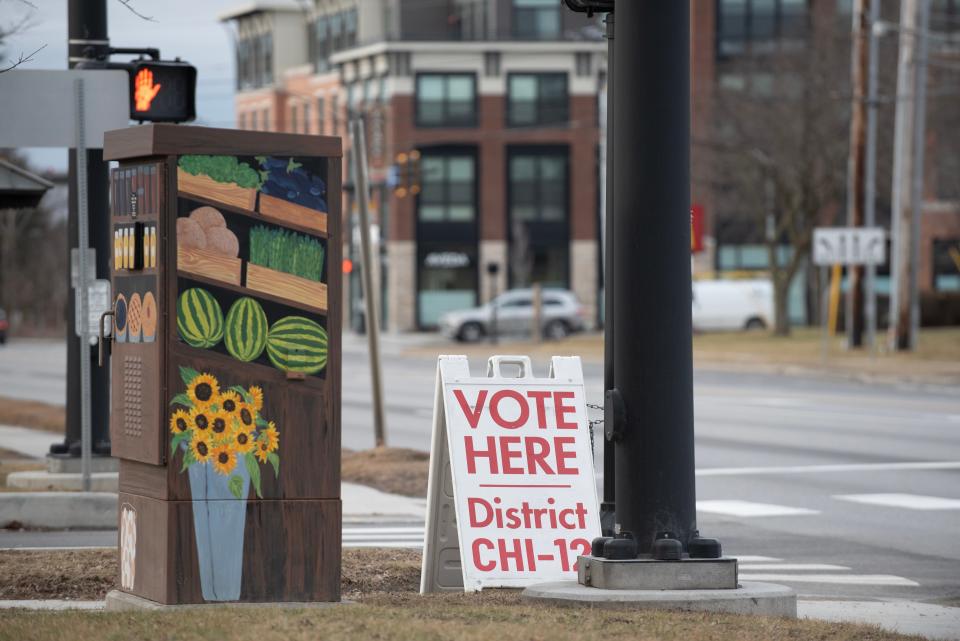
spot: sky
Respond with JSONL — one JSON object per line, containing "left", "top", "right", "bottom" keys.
{"left": 3, "top": 0, "right": 241, "bottom": 173}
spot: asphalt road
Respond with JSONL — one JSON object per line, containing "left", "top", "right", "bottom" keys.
{"left": 1, "top": 336, "right": 959, "bottom": 604}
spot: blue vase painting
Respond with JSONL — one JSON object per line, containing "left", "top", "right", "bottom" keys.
{"left": 168, "top": 366, "right": 281, "bottom": 602}
{"left": 188, "top": 459, "right": 250, "bottom": 601}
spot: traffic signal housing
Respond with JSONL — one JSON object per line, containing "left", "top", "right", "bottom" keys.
{"left": 128, "top": 60, "right": 196, "bottom": 123}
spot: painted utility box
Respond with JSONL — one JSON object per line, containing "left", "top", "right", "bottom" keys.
{"left": 103, "top": 125, "right": 342, "bottom": 604}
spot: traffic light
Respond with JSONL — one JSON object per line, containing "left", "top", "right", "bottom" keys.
{"left": 128, "top": 60, "right": 196, "bottom": 123}
{"left": 392, "top": 150, "right": 422, "bottom": 198}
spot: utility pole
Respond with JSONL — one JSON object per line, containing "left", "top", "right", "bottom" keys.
{"left": 350, "top": 115, "right": 387, "bottom": 447}
{"left": 888, "top": 0, "right": 930, "bottom": 351}
{"left": 601, "top": 11, "right": 615, "bottom": 534}
{"left": 611, "top": 1, "right": 700, "bottom": 552}
{"left": 51, "top": 0, "right": 112, "bottom": 461}
{"left": 863, "top": 0, "right": 880, "bottom": 352}
{"left": 845, "top": 0, "right": 869, "bottom": 348}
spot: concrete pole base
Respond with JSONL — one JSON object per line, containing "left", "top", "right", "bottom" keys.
{"left": 521, "top": 581, "right": 797, "bottom": 617}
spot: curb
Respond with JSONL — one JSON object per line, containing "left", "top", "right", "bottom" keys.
{"left": 0, "top": 492, "right": 117, "bottom": 529}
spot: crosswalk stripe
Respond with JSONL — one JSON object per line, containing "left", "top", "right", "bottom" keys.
{"left": 739, "top": 573, "right": 918, "bottom": 586}
{"left": 738, "top": 563, "right": 850, "bottom": 571}
{"left": 344, "top": 541, "right": 423, "bottom": 548}
{"left": 730, "top": 555, "right": 782, "bottom": 563}
{"left": 343, "top": 533, "right": 424, "bottom": 541}
{"left": 343, "top": 527, "right": 424, "bottom": 534}
{"left": 697, "top": 500, "right": 819, "bottom": 517}
{"left": 833, "top": 493, "right": 960, "bottom": 510}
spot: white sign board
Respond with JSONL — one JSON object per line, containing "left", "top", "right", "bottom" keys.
{"left": 75, "top": 279, "right": 112, "bottom": 340}
{"left": 0, "top": 70, "right": 128, "bottom": 148}
{"left": 813, "top": 227, "right": 886, "bottom": 266}
{"left": 420, "top": 355, "right": 601, "bottom": 593}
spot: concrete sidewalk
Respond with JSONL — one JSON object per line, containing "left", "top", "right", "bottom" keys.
{"left": 799, "top": 600, "right": 960, "bottom": 641}
{"left": 0, "top": 424, "right": 58, "bottom": 459}
{"left": 0, "top": 482, "right": 424, "bottom": 529}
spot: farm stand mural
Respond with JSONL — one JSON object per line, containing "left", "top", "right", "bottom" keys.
{"left": 104, "top": 126, "right": 341, "bottom": 607}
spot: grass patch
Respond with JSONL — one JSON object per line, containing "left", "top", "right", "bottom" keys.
{"left": 403, "top": 328, "right": 960, "bottom": 386}
{"left": 0, "top": 397, "right": 64, "bottom": 433}
{"left": 342, "top": 447, "right": 429, "bottom": 498}
{"left": 0, "top": 549, "right": 924, "bottom": 640}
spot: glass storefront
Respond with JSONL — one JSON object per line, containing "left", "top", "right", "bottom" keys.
{"left": 416, "top": 147, "right": 479, "bottom": 328}
{"left": 508, "top": 146, "right": 570, "bottom": 289}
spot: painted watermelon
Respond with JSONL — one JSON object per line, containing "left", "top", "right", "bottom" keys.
{"left": 266, "top": 316, "right": 328, "bottom": 375}
{"left": 177, "top": 287, "right": 224, "bottom": 348}
{"left": 224, "top": 297, "right": 268, "bottom": 362}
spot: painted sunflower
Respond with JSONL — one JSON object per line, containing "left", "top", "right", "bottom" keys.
{"left": 211, "top": 444, "right": 237, "bottom": 475}
{"left": 247, "top": 385, "right": 264, "bottom": 412}
{"left": 237, "top": 403, "right": 256, "bottom": 430}
{"left": 187, "top": 373, "right": 219, "bottom": 407}
{"left": 189, "top": 407, "right": 212, "bottom": 433}
{"left": 232, "top": 426, "right": 255, "bottom": 454}
{"left": 209, "top": 409, "right": 233, "bottom": 442}
{"left": 255, "top": 438, "right": 271, "bottom": 463}
{"left": 190, "top": 431, "right": 213, "bottom": 463}
{"left": 218, "top": 390, "right": 242, "bottom": 417}
{"left": 261, "top": 422, "right": 280, "bottom": 453}
{"left": 169, "top": 408, "right": 191, "bottom": 434}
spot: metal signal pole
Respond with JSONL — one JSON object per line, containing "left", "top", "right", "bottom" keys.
{"left": 53, "top": 0, "right": 112, "bottom": 462}
{"left": 611, "top": 1, "right": 698, "bottom": 552}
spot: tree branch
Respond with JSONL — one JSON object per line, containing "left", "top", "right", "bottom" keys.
{"left": 116, "top": 0, "right": 157, "bottom": 22}
{"left": 0, "top": 43, "right": 46, "bottom": 73}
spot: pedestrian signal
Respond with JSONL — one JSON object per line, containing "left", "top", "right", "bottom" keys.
{"left": 128, "top": 60, "right": 196, "bottom": 123}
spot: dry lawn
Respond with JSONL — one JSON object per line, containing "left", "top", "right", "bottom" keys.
{"left": 0, "top": 448, "right": 44, "bottom": 491}
{"left": 0, "top": 548, "right": 924, "bottom": 641}
{"left": 341, "top": 447, "right": 429, "bottom": 498}
{"left": 0, "top": 397, "right": 65, "bottom": 433}
{"left": 403, "top": 328, "right": 960, "bottom": 386}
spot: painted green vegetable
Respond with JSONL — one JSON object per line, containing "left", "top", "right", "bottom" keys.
{"left": 266, "top": 316, "right": 328, "bottom": 375}
{"left": 224, "top": 297, "right": 268, "bottom": 362}
{"left": 249, "top": 225, "right": 324, "bottom": 282}
{"left": 178, "top": 155, "right": 264, "bottom": 190}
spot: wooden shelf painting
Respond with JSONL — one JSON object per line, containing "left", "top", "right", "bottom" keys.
{"left": 246, "top": 263, "right": 327, "bottom": 314}
{"left": 258, "top": 194, "right": 328, "bottom": 236}
{"left": 177, "top": 168, "right": 257, "bottom": 211}
{"left": 177, "top": 246, "right": 242, "bottom": 286}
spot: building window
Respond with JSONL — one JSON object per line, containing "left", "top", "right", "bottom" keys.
{"left": 509, "top": 152, "right": 567, "bottom": 223}
{"left": 513, "top": 0, "right": 561, "bottom": 40}
{"left": 933, "top": 240, "right": 960, "bottom": 291}
{"left": 344, "top": 7, "right": 358, "bottom": 48}
{"left": 717, "top": 0, "right": 809, "bottom": 57}
{"left": 507, "top": 73, "right": 568, "bottom": 127}
{"left": 416, "top": 73, "right": 477, "bottom": 128}
{"left": 575, "top": 52, "right": 592, "bottom": 77}
{"left": 313, "top": 16, "right": 330, "bottom": 72}
{"left": 508, "top": 147, "right": 570, "bottom": 288}
{"left": 302, "top": 102, "right": 312, "bottom": 134}
{"left": 418, "top": 152, "right": 476, "bottom": 222}
{"left": 331, "top": 95, "right": 339, "bottom": 135}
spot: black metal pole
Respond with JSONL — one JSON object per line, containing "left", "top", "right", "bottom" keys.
{"left": 612, "top": 1, "right": 697, "bottom": 554}
{"left": 600, "top": 11, "right": 616, "bottom": 533}
{"left": 53, "top": 0, "right": 112, "bottom": 458}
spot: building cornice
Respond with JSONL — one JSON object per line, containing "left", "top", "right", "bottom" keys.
{"left": 330, "top": 40, "right": 606, "bottom": 65}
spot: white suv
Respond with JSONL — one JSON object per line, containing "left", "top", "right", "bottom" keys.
{"left": 438, "top": 288, "right": 589, "bottom": 342}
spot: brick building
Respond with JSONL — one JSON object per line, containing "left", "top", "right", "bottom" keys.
{"left": 220, "top": 0, "right": 959, "bottom": 331}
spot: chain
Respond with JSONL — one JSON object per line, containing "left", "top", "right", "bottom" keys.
{"left": 586, "top": 403, "right": 604, "bottom": 456}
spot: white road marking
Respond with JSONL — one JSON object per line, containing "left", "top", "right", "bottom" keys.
{"left": 729, "top": 555, "right": 782, "bottom": 563}
{"left": 696, "top": 460, "right": 960, "bottom": 477}
{"left": 343, "top": 527, "right": 425, "bottom": 535}
{"left": 738, "top": 563, "right": 850, "bottom": 571}
{"left": 739, "top": 573, "right": 919, "bottom": 587}
{"left": 697, "top": 500, "right": 819, "bottom": 517}
{"left": 833, "top": 493, "right": 960, "bottom": 510}
{"left": 344, "top": 541, "right": 423, "bottom": 549}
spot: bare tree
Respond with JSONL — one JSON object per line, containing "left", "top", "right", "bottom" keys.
{"left": 705, "top": 6, "right": 854, "bottom": 336}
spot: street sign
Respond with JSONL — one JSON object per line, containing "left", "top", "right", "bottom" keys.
{"left": 421, "top": 355, "right": 601, "bottom": 593}
{"left": 75, "top": 279, "right": 112, "bottom": 341}
{"left": 0, "top": 70, "right": 128, "bottom": 148}
{"left": 813, "top": 227, "right": 886, "bottom": 266}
